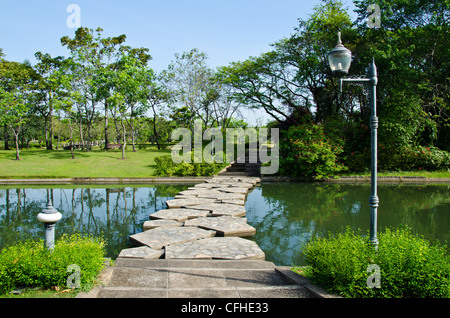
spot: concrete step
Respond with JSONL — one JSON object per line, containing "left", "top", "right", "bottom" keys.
{"left": 87, "top": 260, "right": 315, "bottom": 298}
{"left": 219, "top": 172, "right": 261, "bottom": 177}
{"left": 225, "top": 167, "right": 260, "bottom": 172}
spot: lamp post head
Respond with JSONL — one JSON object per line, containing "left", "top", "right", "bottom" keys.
{"left": 37, "top": 202, "right": 62, "bottom": 224}
{"left": 328, "top": 31, "right": 352, "bottom": 78}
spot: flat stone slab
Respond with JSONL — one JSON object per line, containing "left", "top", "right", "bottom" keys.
{"left": 118, "top": 246, "right": 164, "bottom": 259}
{"left": 129, "top": 227, "right": 216, "bottom": 250}
{"left": 207, "top": 176, "right": 260, "bottom": 185}
{"left": 206, "top": 181, "right": 254, "bottom": 189}
{"left": 184, "top": 216, "right": 256, "bottom": 237}
{"left": 219, "top": 199, "right": 246, "bottom": 206}
{"left": 177, "top": 189, "right": 223, "bottom": 197}
{"left": 143, "top": 219, "right": 182, "bottom": 230}
{"left": 166, "top": 198, "right": 217, "bottom": 208}
{"left": 217, "top": 187, "right": 249, "bottom": 194}
{"left": 150, "top": 208, "right": 210, "bottom": 222}
{"left": 165, "top": 237, "right": 265, "bottom": 260}
{"left": 186, "top": 203, "right": 246, "bottom": 217}
{"left": 197, "top": 192, "right": 246, "bottom": 200}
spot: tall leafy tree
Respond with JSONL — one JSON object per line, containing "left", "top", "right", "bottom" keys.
{"left": 162, "top": 48, "right": 215, "bottom": 133}
{"left": 217, "top": 0, "right": 353, "bottom": 126}
{"left": 33, "top": 52, "right": 66, "bottom": 150}
{"left": 107, "top": 51, "right": 154, "bottom": 158}
{"left": 353, "top": 0, "right": 450, "bottom": 149}
{"left": 61, "top": 27, "right": 126, "bottom": 151}
{"left": 0, "top": 59, "right": 37, "bottom": 160}
{"left": 144, "top": 73, "right": 174, "bottom": 149}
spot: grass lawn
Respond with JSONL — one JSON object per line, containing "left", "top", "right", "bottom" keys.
{"left": 1, "top": 147, "right": 448, "bottom": 179}
{"left": 0, "top": 147, "right": 171, "bottom": 179}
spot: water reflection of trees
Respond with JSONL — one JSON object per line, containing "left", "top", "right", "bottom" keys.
{"left": 246, "top": 183, "right": 450, "bottom": 266}
{"left": 0, "top": 184, "right": 192, "bottom": 258}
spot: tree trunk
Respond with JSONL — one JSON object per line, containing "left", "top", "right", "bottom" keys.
{"left": 3, "top": 124, "right": 9, "bottom": 150}
{"left": 69, "top": 117, "right": 75, "bottom": 159}
{"left": 56, "top": 112, "right": 61, "bottom": 150}
{"left": 121, "top": 114, "right": 126, "bottom": 160}
{"left": 78, "top": 109, "right": 84, "bottom": 151}
{"left": 47, "top": 101, "right": 53, "bottom": 150}
{"left": 104, "top": 100, "right": 109, "bottom": 150}
{"left": 130, "top": 118, "right": 136, "bottom": 152}
{"left": 86, "top": 124, "right": 91, "bottom": 152}
{"left": 11, "top": 126, "right": 20, "bottom": 161}
{"left": 152, "top": 104, "right": 160, "bottom": 150}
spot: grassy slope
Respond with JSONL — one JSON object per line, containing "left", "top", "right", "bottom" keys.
{"left": 0, "top": 147, "right": 171, "bottom": 179}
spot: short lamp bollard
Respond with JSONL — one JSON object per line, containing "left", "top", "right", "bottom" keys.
{"left": 37, "top": 202, "right": 62, "bottom": 251}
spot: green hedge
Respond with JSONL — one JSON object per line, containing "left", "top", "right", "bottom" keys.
{"left": 302, "top": 227, "right": 450, "bottom": 298}
{"left": 0, "top": 234, "right": 106, "bottom": 294}
{"left": 154, "top": 153, "right": 228, "bottom": 177}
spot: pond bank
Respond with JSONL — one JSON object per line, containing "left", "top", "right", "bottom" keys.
{"left": 0, "top": 177, "right": 210, "bottom": 185}
{"left": 1, "top": 175, "right": 450, "bottom": 185}
{"left": 262, "top": 176, "right": 450, "bottom": 183}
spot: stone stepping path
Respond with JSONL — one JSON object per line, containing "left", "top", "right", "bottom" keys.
{"left": 129, "top": 226, "right": 216, "bottom": 250}
{"left": 118, "top": 246, "right": 164, "bottom": 259}
{"left": 149, "top": 208, "right": 210, "bottom": 222}
{"left": 143, "top": 219, "right": 181, "bottom": 230}
{"left": 165, "top": 197, "right": 216, "bottom": 208}
{"left": 187, "top": 203, "right": 246, "bottom": 217}
{"left": 184, "top": 216, "right": 256, "bottom": 237}
{"left": 120, "top": 176, "right": 263, "bottom": 261}
{"left": 165, "top": 237, "right": 265, "bottom": 260}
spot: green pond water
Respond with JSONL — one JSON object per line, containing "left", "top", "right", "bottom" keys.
{"left": 245, "top": 183, "right": 450, "bottom": 266}
{"left": 0, "top": 182, "right": 449, "bottom": 266}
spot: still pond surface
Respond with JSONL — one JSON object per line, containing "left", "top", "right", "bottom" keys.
{"left": 0, "top": 182, "right": 449, "bottom": 266}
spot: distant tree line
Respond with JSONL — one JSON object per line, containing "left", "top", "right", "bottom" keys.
{"left": 0, "top": 29, "right": 245, "bottom": 160}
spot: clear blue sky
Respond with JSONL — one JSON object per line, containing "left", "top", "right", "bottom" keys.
{"left": 0, "top": 0, "right": 357, "bottom": 124}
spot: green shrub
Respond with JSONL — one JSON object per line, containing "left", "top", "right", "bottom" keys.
{"left": 378, "top": 145, "right": 450, "bottom": 172}
{"left": 303, "top": 227, "right": 450, "bottom": 298}
{"left": 278, "top": 124, "right": 347, "bottom": 180}
{"left": 0, "top": 234, "right": 106, "bottom": 294}
{"left": 154, "top": 152, "right": 228, "bottom": 177}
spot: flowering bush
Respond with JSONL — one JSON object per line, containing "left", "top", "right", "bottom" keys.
{"left": 278, "top": 124, "right": 347, "bottom": 180}
{"left": 378, "top": 145, "right": 450, "bottom": 171}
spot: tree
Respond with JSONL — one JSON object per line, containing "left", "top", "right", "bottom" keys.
{"left": 353, "top": 0, "right": 450, "bottom": 150}
{"left": 0, "top": 59, "right": 37, "bottom": 160}
{"left": 61, "top": 27, "right": 127, "bottom": 151}
{"left": 162, "top": 48, "right": 215, "bottom": 134}
{"left": 144, "top": 73, "right": 174, "bottom": 149}
{"left": 209, "top": 76, "right": 243, "bottom": 133}
{"left": 107, "top": 51, "right": 154, "bottom": 158}
{"left": 118, "top": 51, "right": 154, "bottom": 152}
{"left": 33, "top": 52, "right": 66, "bottom": 150}
{"left": 216, "top": 0, "right": 353, "bottom": 126}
